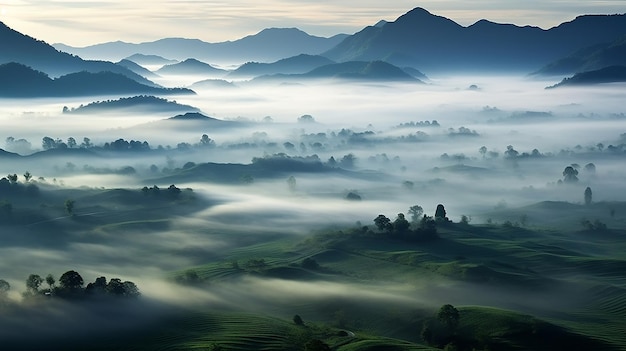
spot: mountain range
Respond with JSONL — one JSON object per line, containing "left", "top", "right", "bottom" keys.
{"left": 0, "top": 21, "right": 156, "bottom": 85}
{"left": 0, "top": 63, "right": 193, "bottom": 97}
{"left": 324, "top": 8, "right": 626, "bottom": 73}
{"left": 53, "top": 28, "right": 349, "bottom": 64}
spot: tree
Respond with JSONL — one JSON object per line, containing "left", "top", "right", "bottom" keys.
{"left": 297, "top": 114, "right": 315, "bottom": 123}
{"left": 479, "top": 146, "right": 487, "bottom": 158}
{"left": 460, "top": 215, "right": 471, "bottom": 225}
{"left": 42, "top": 136, "right": 56, "bottom": 150}
{"left": 7, "top": 174, "right": 18, "bottom": 184}
{"left": 393, "top": 213, "right": 410, "bottom": 233}
{"left": 373, "top": 214, "right": 392, "bottom": 232}
{"left": 408, "top": 205, "right": 424, "bottom": 223}
{"left": 563, "top": 166, "right": 579, "bottom": 183}
{"left": 584, "top": 187, "right": 593, "bottom": 206}
{"left": 435, "top": 204, "right": 447, "bottom": 221}
{"left": 293, "top": 314, "right": 304, "bottom": 326}
{"left": 199, "top": 134, "right": 215, "bottom": 147}
{"left": 65, "top": 199, "right": 75, "bottom": 216}
{"left": 25, "top": 274, "right": 44, "bottom": 295}
{"left": 67, "top": 137, "right": 77, "bottom": 148}
{"left": 59, "top": 270, "right": 84, "bottom": 291}
{"left": 584, "top": 163, "right": 596, "bottom": 174}
{"left": 45, "top": 274, "right": 56, "bottom": 293}
{"left": 438, "top": 304, "right": 460, "bottom": 332}
{"left": 23, "top": 171, "right": 32, "bottom": 182}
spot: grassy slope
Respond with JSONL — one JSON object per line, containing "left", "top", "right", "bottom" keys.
{"left": 3, "top": 187, "right": 624, "bottom": 350}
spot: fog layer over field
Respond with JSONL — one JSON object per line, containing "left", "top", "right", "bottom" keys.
{"left": 0, "top": 75, "right": 625, "bottom": 344}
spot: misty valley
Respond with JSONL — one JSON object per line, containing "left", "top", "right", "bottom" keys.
{"left": 2, "top": 6, "right": 626, "bottom": 351}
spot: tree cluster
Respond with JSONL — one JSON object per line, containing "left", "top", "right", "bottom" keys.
{"left": 10, "top": 270, "right": 140, "bottom": 302}
{"left": 372, "top": 206, "right": 438, "bottom": 241}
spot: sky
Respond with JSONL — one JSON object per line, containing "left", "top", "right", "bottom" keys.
{"left": 0, "top": 1, "right": 625, "bottom": 46}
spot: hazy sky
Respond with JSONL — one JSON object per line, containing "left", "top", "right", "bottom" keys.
{"left": 0, "top": 1, "right": 624, "bottom": 46}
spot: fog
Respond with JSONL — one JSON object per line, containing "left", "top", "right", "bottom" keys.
{"left": 1, "top": 74, "right": 625, "bottom": 346}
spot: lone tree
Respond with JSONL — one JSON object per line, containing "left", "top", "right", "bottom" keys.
{"left": 584, "top": 187, "right": 593, "bottom": 205}
{"left": 293, "top": 314, "right": 304, "bottom": 326}
{"left": 65, "top": 199, "right": 75, "bottom": 216}
{"left": 438, "top": 304, "right": 460, "bottom": 332}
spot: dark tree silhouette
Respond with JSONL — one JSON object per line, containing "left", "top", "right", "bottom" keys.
{"left": 438, "top": 304, "right": 460, "bottom": 332}
{"left": 374, "top": 214, "right": 392, "bottom": 231}
{"left": 23, "top": 171, "right": 32, "bottom": 182}
{"left": 65, "top": 199, "right": 75, "bottom": 215}
{"left": 45, "top": 274, "right": 55, "bottom": 293}
{"left": 59, "top": 270, "right": 84, "bottom": 292}
{"left": 584, "top": 187, "right": 593, "bottom": 205}
{"left": 563, "top": 166, "right": 579, "bottom": 183}
{"left": 393, "top": 213, "right": 410, "bottom": 233}
{"left": 435, "top": 204, "right": 447, "bottom": 221}
{"left": 293, "top": 314, "right": 304, "bottom": 325}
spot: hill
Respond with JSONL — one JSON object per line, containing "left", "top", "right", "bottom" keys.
{"left": 546, "top": 65, "right": 626, "bottom": 88}
{"left": 115, "top": 59, "right": 160, "bottom": 79}
{"left": 323, "top": 7, "right": 626, "bottom": 73}
{"left": 0, "top": 63, "right": 194, "bottom": 97}
{"left": 533, "top": 35, "right": 626, "bottom": 76}
{"left": 53, "top": 28, "right": 349, "bottom": 64}
{"left": 124, "top": 53, "right": 177, "bottom": 66}
{"left": 228, "top": 54, "right": 335, "bottom": 78}
{"left": 0, "top": 21, "right": 159, "bottom": 86}
{"left": 255, "top": 61, "right": 420, "bottom": 82}
{"left": 156, "top": 58, "right": 228, "bottom": 76}
{"left": 62, "top": 95, "right": 200, "bottom": 114}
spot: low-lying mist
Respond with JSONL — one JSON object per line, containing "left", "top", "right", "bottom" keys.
{"left": 0, "top": 74, "right": 624, "bottom": 346}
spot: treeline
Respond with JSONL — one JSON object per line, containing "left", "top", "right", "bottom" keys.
{"left": 0, "top": 270, "right": 140, "bottom": 303}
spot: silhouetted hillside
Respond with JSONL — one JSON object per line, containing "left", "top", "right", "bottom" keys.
{"left": 228, "top": 54, "right": 335, "bottom": 78}
{"left": 253, "top": 61, "right": 418, "bottom": 82}
{"left": 124, "top": 53, "right": 177, "bottom": 65}
{"left": 324, "top": 7, "right": 626, "bottom": 73}
{"left": 156, "top": 58, "right": 227, "bottom": 76}
{"left": 190, "top": 79, "right": 238, "bottom": 90}
{"left": 303, "top": 60, "right": 419, "bottom": 81}
{"left": 547, "top": 65, "right": 626, "bottom": 88}
{"left": 63, "top": 95, "right": 199, "bottom": 114}
{"left": 0, "top": 21, "right": 159, "bottom": 85}
{"left": 116, "top": 59, "right": 160, "bottom": 78}
{"left": 534, "top": 36, "right": 626, "bottom": 76}
{"left": 0, "top": 63, "right": 194, "bottom": 97}
{"left": 53, "top": 28, "right": 349, "bottom": 64}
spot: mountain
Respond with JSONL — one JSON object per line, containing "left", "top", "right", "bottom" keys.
{"left": 0, "top": 63, "right": 194, "bottom": 97}
{"left": 228, "top": 54, "right": 335, "bottom": 78}
{"left": 255, "top": 60, "right": 419, "bottom": 82}
{"left": 157, "top": 58, "right": 227, "bottom": 76}
{"left": 124, "top": 53, "right": 177, "bottom": 65}
{"left": 546, "top": 65, "right": 626, "bottom": 88}
{"left": 53, "top": 28, "right": 349, "bottom": 64}
{"left": 0, "top": 21, "right": 159, "bottom": 86}
{"left": 116, "top": 59, "right": 160, "bottom": 78}
{"left": 324, "top": 7, "right": 626, "bottom": 73}
{"left": 533, "top": 36, "right": 626, "bottom": 76}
